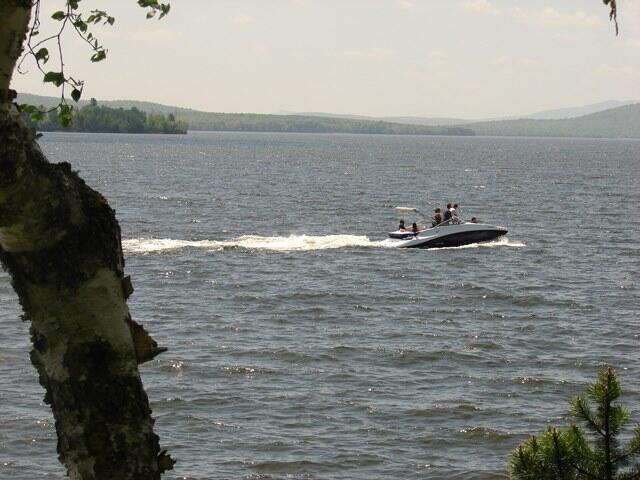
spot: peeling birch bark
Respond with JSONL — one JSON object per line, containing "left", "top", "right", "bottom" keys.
{"left": 0, "top": 2, "right": 173, "bottom": 478}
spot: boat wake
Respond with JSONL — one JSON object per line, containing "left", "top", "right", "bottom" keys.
{"left": 123, "top": 235, "right": 525, "bottom": 255}
{"left": 123, "top": 235, "right": 384, "bottom": 254}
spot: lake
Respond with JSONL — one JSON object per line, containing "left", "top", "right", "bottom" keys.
{"left": 1, "top": 131, "right": 639, "bottom": 479}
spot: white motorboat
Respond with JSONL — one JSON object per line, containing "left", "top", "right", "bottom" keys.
{"left": 389, "top": 221, "right": 508, "bottom": 249}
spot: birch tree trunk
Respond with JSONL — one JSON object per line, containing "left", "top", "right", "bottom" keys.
{"left": 1, "top": 1, "right": 172, "bottom": 478}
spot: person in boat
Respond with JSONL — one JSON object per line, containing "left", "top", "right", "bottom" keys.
{"left": 398, "top": 219, "right": 408, "bottom": 231}
{"left": 432, "top": 208, "right": 442, "bottom": 227}
{"left": 443, "top": 203, "right": 453, "bottom": 223}
{"left": 412, "top": 222, "right": 419, "bottom": 234}
{"left": 470, "top": 217, "right": 478, "bottom": 223}
{"left": 451, "top": 203, "right": 461, "bottom": 224}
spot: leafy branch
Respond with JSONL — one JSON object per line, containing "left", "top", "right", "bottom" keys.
{"left": 17, "top": 0, "right": 170, "bottom": 126}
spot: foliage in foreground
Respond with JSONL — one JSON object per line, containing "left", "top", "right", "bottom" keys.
{"left": 510, "top": 368, "right": 640, "bottom": 480}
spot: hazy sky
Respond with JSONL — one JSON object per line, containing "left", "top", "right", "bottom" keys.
{"left": 12, "top": 0, "right": 640, "bottom": 119}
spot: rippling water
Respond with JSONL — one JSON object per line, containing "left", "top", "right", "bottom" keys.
{"left": 1, "top": 132, "right": 639, "bottom": 479}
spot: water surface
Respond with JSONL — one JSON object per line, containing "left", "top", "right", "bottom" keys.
{"left": 1, "top": 132, "right": 638, "bottom": 479}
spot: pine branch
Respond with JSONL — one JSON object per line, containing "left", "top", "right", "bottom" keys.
{"left": 573, "top": 396, "right": 606, "bottom": 438}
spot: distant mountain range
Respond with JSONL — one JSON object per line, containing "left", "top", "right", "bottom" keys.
{"left": 17, "top": 93, "right": 640, "bottom": 138}
{"left": 289, "top": 100, "right": 638, "bottom": 124}
{"left": 464, "top": 103, "right": 640, "bottom": 138}
{"left": 523, "top": 100, "right": 636, "bottom": 120}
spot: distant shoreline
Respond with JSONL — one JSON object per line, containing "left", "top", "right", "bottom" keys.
{"left": 20, "top": 93, "right": 639, "bottom": 139}
{"left": 36, "top": 130, "right": 640, "bottom": 141}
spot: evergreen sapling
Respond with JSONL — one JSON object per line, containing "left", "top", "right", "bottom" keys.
{"left": 510, "top": 368, "right": 640, "bottom": 480}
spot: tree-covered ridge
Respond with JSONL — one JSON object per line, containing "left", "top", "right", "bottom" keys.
{"left": 18, "top": 93, "right": 640, "bottom": 138}
{"left": 182, "top": 112, "right": 474, "bottom": 136}
{"left": 28, "top": 99, "right": 187, "bottom": 134}
{"left": 18, "top": 93, "right": 473, "bottom": 136}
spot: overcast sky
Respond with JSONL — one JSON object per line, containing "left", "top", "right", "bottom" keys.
{"left": 12, "top": 0, "right": 640, "bottom": 119}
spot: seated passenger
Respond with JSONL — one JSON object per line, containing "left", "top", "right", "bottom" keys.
{"left": 398, "top": 219, "right": 407, "bottom": 231}
{"left": 470, "top": 217, "right": 478, "bottom": 223}
{"left": 412, "top": 222, "right": 419, "bottom": 233}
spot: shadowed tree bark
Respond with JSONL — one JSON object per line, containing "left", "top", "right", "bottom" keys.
{"left": 1, "top": 1, "right": 173, "bottom": 478}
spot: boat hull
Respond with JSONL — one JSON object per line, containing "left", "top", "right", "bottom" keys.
{"left": 393, "top": 223, "right": 508, "bottom": 249}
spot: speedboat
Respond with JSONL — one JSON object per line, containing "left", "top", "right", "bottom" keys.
{"left": 389, "top": 221, "right": 507, "bottom": 249}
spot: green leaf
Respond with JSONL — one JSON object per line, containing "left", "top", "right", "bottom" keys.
{"left": 58, "top": 105, "right": 74, "bottom": 128}
{"left": 34, "top": 47, "right": 49, "bottom": 64}
{"left": 51, "top": 11, "right": 66, "bottom": 21}
{"left": 138, "top": 0, "right": 159, "bottom": 7}
{"left": 18, "top": 104, "right": 45, "bottom": 123}
{"left": 31, "top": 110, "right": 45, "bottom": 122}
{"left": 90, "top": 50, "right": 107, "bottom": 62}
{"left": 74, "top": 19, "right": 88, "bottom": 33}
{"left": 137, "top": 0, "right": 170, "bottom": 20}
{"left": 18, "top": 104, "right": 37, "bottom": 114}
{"left": 43, "top": 71, "right": 65, "bottom": 87}
{"left": 107, "top": 16, "right": 115, "bottom": 25}
{"left": 71, "top": 88, "right": 82, "bottom": 102}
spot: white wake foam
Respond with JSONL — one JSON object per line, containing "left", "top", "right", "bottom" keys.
{"left": 122, "top": 238, "right": 223, "bottom": 254}
{"left": 122, "top": 234, "right": 387, "bottom": 254}
{"left": 122, "top": 235, "right": 525, "bottom": 255}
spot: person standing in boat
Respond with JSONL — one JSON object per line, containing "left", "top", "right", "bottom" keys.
{"left": 443, "top": 203, "right": 453, "bottom": 223}
{"left": 432, "top": 208, "right": 442, "bottom": 227}
{"left": 452, "top": 203, "right": 461, "bottom": 223}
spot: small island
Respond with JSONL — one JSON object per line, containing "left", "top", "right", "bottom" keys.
{"left": 28, "top": 98, "right": 188, "bottom": 134}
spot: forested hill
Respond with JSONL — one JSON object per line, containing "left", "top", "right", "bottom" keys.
{"left": 23, "top": 100, "right": 188, "bottom": 134}
{"left": 463, "top": 103, "right": 640, "bottom": 138}
{"left": 178, "top": 112, "right": 474, "bottom": 135}
{"left": 17, "top": 93, "right": 473, "bottom": 136}
{"left": 17, "top": 93, "right": 640, "bottom": 138}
